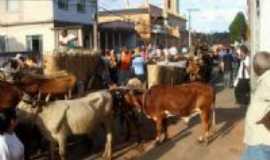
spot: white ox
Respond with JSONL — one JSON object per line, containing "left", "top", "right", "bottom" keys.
{"left": 17, "top": 90, "right": 113, "bottom": 160}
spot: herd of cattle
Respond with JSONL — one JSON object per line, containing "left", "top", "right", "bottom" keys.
{"left": 0, "top": 63, "right": 216, "bottom": 160}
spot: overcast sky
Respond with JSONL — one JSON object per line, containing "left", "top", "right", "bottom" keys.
{"left": 99, "top": 0, "right": 247, "bottom": 33}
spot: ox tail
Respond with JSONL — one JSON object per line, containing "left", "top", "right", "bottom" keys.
{"left": 142, "top": 89, "right": 150, "bottom": 116}
{"left": 211, "top": 88, "right": 216, "bottom": 133}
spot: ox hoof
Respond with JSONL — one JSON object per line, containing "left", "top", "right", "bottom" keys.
{"left": 197, "top": 138, "right": 209, "bottom": 146}
{"left": 155, "top": 140, "right": 163, "bottom": 146}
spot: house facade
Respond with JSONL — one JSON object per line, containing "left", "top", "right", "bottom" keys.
{"left": 247, "top": 0, "right": 270, "bottom": 87}
{"left": 0, "top": 0, "right": 97, "bottom": 54}
{"left": 99, "top": 2, "right": 186, "bottom": 50}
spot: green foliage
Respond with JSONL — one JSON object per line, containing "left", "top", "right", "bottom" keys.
{"left": 229, "top": 12, "right": 247, "bottom": 43}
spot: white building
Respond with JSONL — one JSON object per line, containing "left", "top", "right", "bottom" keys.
{"left": 0, "top": 0, "right": 97, "bottom": 54}
{"left": 248, "top": 0, "right": 270, "bottom": 87}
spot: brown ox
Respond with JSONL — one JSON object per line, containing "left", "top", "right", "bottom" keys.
{"left": 16, "top": 73, "right": 77, "bottom": 101}
{"left": 142, "top": 82, "right": 216, "bottom": 144}
{"left": 122, "top": 82, "right": 215, "bottom": 143}
{"left": 0, "top": 80, "right": 22, "bottom": 111}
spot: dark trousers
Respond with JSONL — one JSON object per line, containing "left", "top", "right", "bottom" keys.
{"left": 234, "top": 79, "right": 250, "bottom": 105}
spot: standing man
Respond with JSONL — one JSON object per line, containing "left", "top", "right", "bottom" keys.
{"left": 118, "top": 48, "right": 132, "bottom": 85}
{"left": 59, "top": 29, "right": 78, "bottom": 49}
{"left": 241, "top": 51, "right": 270, "bottom": 160}
{"left": 221, "top": 48, "right": 234, "bottom": 88}
{"left": 234, "top": 45, "right": 250, "bottom": 106}
{"left": 132, "top": 51, "right": 145, "bottom": 82}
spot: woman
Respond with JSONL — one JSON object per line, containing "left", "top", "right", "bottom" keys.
{"left": 0, "top": 109, "right": 24, "bottom": 160}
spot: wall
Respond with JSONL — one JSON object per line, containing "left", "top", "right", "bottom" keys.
{"left": 99, "top": 12, "right": 151, "bottom": 40}
{"left": 2, "top": 23, "right": 55, "bottom": 53}
{"left": 0, "top": 0, "right": 53, "bottom": 24}
{"left": 53, "top": 0, "right": 96, "bottom": 25}
{"left": 259, "top": 0, "right": 270, "bottom": 51}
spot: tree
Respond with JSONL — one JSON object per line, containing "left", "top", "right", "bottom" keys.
{"left": 229, "top": 12, "right": 248, "bottom": 43}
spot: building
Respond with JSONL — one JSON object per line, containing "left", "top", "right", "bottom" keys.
{"left": 248, "top": 0, "right": 270, "bottom": 52}
{"left": 99, "top": 20, "right": 136, "bottom": 50}
{"left": 0, "top": 0, "right": 97, "bottom": 54}
{"left": 247, "top": 0, "right": 270, "bottom": 87}
{"left": 98, "top": 0, "right": 186, "bottom": 50}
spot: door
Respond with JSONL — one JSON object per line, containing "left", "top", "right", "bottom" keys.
{"left": 26, "top": 35, "right": 43, "bottom": 53}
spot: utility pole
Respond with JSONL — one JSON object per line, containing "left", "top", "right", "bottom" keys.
{"left": 124, "top": 0, "right": 130, "bottom": 8}
{"left": 248, "top": 0, "right": 259, "bottom": 90}
{"left": 93, "top": 0, "right": 99, "bottom": 51}
{"left": 163, "top": 0, "right": 169, "bottom": 48}
{"left": 144, "top": 0, "right": 149, "bottom": 7}
{"left": 187, "top": 8, "right": 199, "bottom": 49}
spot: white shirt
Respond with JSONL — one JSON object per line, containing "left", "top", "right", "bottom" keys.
{"left": 59, "top": 34, "right": 76, "bottom": 45}
{"left": 234, "top": 56, "right": 250, "bottom": 86}
{"left": 0, "top": 133, "right": 24, "bottom": 160}
{"left": 169, "top": 47, "right": 178, "bottom": 56}
{"left": 0, "top": 135, "right": 10, "bottom": 160}
{"left": 244, "top": 70, "right": 270, "bottom": 146}
{"left": 237, "top": 56, "right": 250, "bottom": 79}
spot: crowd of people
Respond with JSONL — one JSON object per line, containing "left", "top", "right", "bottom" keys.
{"left": 1, "top": 41, "right": 270, "bottom": 160}
{"left": 102, "top": 45, "right": 184, "bottom": 86}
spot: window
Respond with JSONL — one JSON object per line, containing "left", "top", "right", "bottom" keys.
{"left": 26, "top": 35, "right": 43, "bottom": 53}
{"left": 77, "top": 0, "right": 86, "bottom": 13}
{"left": 6, "top": 0, "right": 19, "bottom": 12}
{"left": 256, "top": 0, "right": 260, "bottom": 17}
{"left": 0, "top": 36, "right": 6, "bottom": 52}
{"left": 58, "top": 0, "right": 69, "bottom": 10}
{"left": 167, "top": 0, "right": 171, "bottom": 10}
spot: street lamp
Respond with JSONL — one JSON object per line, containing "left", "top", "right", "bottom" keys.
{"left": 187, "top": 8, "right": 200, "bottom": 49}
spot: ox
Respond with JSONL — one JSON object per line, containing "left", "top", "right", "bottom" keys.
{"left": 15, "top": 72, "right": 77, "bottom": 102}
{"left": 17, "top": 90, "right": 113, "bottom": 160}
{"left": 0, "top": 80, "right": 22, "bottom": 111}
{"left": 120, "top": 82, "right": 216, "bottom": 144}
{"left": 142, "top": 82, "right": 216, "bottom": 144}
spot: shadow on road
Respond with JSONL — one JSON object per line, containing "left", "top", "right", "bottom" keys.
{"left": 138, "top": 129, "right": 191, "bottom": 160}
{"left": 208, "top": 106, "right": 246, "bottom": 144}
{"left": 137, "top": 105, "right": 246, "bottom": 160}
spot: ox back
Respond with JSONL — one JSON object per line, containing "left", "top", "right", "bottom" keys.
{"left": 142, "top": 82, "right": 215, "bottom": 143}
{"left": 144, "top": 82, "right": 215, "bottom": 118}
{"left": 0, "top": 80, "right": 22, "bottom": 111}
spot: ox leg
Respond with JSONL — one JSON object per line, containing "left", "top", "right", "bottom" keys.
{"left": 103, "top": 119, "right": 112, "bottom": 160}
{"left": 45, "top": 94, "right": 51, "bottom": 102}
{"left": 68, "top": 89, "right": 72, "bottom": 99}
{"left": 37, "top": 91, "right": 42, "bottom": 102}
{"left": 55, "top": 133, "right": 67, "bottom": 160}
{"left": 49, "top": 141, "right": 57, "bottom": 160}
{"left": 153, "top": 117, "right": 163, "bottom": 145}
{"left": 162, "top": 118, "right": 169, "bottom": 141}
{"left": 198, "top": 110, "right": 210, "bottom": 144}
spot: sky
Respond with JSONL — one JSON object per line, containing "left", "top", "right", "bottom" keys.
{"left": 99, "top": 0, "right": 247, "bottom": 33}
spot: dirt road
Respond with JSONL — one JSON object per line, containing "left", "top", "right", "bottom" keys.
{"left": 109, "top": 88, "right": 246, "bottom": 160}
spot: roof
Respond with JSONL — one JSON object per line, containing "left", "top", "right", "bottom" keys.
{"left": 99, "top": 8, "right": 149, "bottom": 16}
{"left": 99, "top": 4, "right": 186, "bottom": 22}
{"left": 99, "top": 20, "right": 135, "bottom": 31}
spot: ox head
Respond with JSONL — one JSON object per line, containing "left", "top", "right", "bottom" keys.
{"left": 16, "top": 95, "right": 43, "bottom": 123}
{"left": 110, "top": 86, "right": 145, "bottom": 113}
